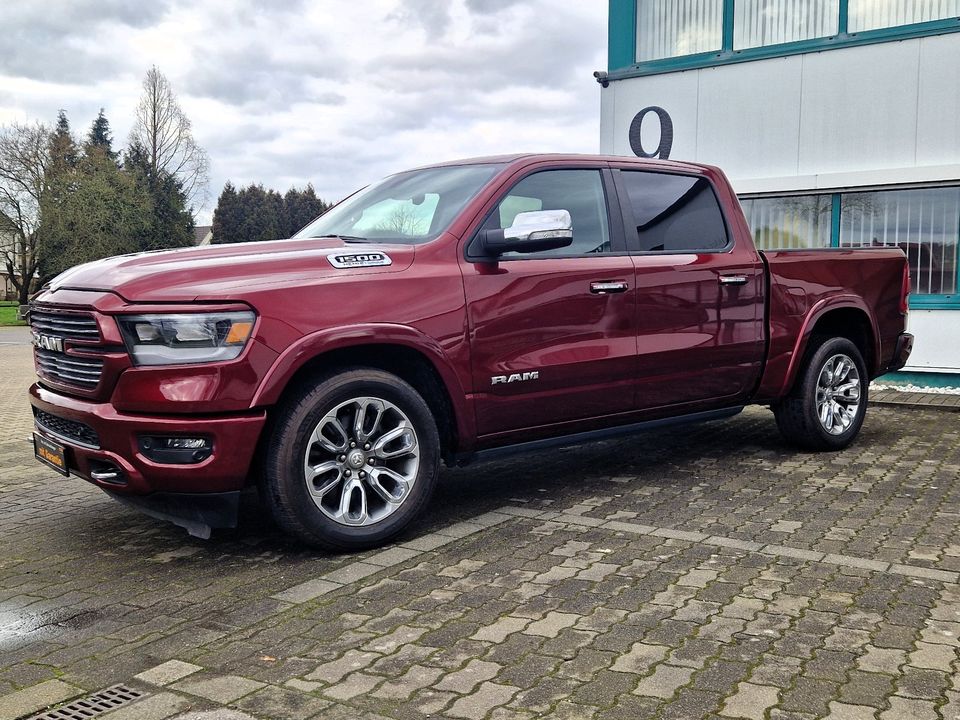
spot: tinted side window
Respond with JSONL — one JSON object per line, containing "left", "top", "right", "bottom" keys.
{"left": 482, "top": 170, "right": 611, "bottom": 258}
{"left": 620, "top": 171, "right": 728, "bottom": 252}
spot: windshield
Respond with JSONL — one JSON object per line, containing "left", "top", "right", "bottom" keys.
{"left": 294, "top": 164, "right": 504, "bottom": 244}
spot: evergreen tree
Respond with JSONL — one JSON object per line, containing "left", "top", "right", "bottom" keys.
{"left": 283, "top": 185, "right": 329, "bottom": 237}
{"left": 211, "top": 182, "right": 241, "bottom": 244}
{"left": 49, "top": 110, "right": 77, "bottom": 169}
{"left": 38, "top": 112, "right": 79, "bottom": 281}
{"left": 123, "top": 140, "right": 194, "bottom": 250}
{"left": 40, "top": 150, "right": 152, "bottom": 278}
{"left": 235, "top": 184, "right": 283, "bottom": 243}
{"left": 86, "top": 108, "right": 117, "bottom": 162}
{"left": 210, "top": 182, "right": 331, "bottom": 244}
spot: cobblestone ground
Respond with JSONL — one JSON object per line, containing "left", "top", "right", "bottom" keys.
{"left": 2, "top": 327, "right": 960, "bottom": 719}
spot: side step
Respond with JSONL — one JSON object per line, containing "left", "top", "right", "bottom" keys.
{"left": 457, "top": 406, "right": 744, "bottom": 466}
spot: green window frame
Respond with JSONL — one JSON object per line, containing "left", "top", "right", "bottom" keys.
{"left": 739, "top": 189, "right": 960, "bottom": 310}
{"left": 608, "top": 0, "right": 960, "bottom": 77}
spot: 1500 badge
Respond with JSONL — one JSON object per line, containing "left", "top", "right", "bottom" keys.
{"left": 329, "top": 252, "right": 393, "bottom": 269}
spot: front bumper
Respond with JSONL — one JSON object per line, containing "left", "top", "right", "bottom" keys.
{"left": 29, "top": 382, "right": 267, "bottom": 497}
{"left": 887, "top": 332, "right": 914, "bottom": 373}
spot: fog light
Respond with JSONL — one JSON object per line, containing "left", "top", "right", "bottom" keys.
{"left": 139, "top": 436, "right": 212, "bottom": 464}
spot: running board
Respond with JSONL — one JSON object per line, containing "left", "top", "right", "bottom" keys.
{"left": 456, "top": 406, "right": 744, "bottom": 466}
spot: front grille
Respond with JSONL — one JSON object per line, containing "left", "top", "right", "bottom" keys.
{"left": 31, "top": 309, "right": 101, "bottom": 341}
{"left": 34, "top": 408, "right": 100, "bottom": 448}
{"left": 35, "top": 348, "right": 104, "bottom": 388}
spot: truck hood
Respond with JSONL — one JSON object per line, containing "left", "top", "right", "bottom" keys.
{"left": 48, "top": 238, "right": 416, "bottom": 302}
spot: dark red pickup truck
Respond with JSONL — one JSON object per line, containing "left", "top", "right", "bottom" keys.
{"left": 29, "top": 154, "right": 913, "bottom": 549}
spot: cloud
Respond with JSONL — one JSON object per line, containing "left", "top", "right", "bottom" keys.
{"left": 0, "top": 0, "right": 607, "bottom": 222}
{"left": 0, "top": 1, "right": 174, "bottom": 83}
{"left": 389, "top": 0, "right": 453, "bottom": 36}
{"left": 464, "top": 0, "right": 525, "bottom": 14}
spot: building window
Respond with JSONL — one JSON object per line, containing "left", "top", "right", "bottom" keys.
{"left": 734, "top": 0, "right": 839, "bottom": 49}
{"left": 742, "top": 187, "right": 960, "bottom": 300}
{"left": 848, "top": 0, "right": 960, "bottom": 32}
{"left": 840, "top": 187, "right": 960, "bottom": 296}
{"left": 741, "top": 195, "right": 832, "bottom": 249}
{"left": 617, "top": 0, "right": 960, "bottom": 73}
{"left": 636, "top": 0, "right": 724, "bottom": 62}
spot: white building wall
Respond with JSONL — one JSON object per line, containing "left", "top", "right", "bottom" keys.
{"left": 600, "top": 33, "right": 960, "bottom": 374}
{"left": 601, "top": 34, "right": 960, "bottom": 181}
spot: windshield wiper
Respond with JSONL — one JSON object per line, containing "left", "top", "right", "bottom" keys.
{"left": 312, "top": 234, "right": 371, "bottom": 243}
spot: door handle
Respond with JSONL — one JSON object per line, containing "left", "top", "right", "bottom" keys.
{"left": 590, "top": 281, "right": 629, "bottom": 294}
{"left": 718, "top": 275, "right": 748, "bottom": 286}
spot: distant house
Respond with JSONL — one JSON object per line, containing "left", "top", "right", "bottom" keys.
{"left": 0, "top": 265, "right": 34, "bottom": 302}
{"left": 1, "top": 269, "right": 15, "bottom": 301}
{"left": 194, "top": 225, "right": 213, "bottom": 246}
{"left": 0, "top": 232, "right": 21, "bottom": 300}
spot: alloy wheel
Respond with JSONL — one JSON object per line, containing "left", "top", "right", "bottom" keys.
{"left": 815, "top": 353, "right": 862, "bottom": 435}
{"left": 303, "top": 396, "right": 420, "bottom": 526}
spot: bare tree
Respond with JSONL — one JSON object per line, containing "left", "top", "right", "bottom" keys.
{"left": 129, "top": 66, "right": 209, "bottom": 210}
{"left": 378, "top": 204, "right": 428, "bottom": 236}
{"left": 0, "top": 122, "right": 49, "bottom": 304}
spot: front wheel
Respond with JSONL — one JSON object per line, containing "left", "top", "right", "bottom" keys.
{"left": 774, "top": 337, "right": 868, "bottom": 451}
{"left": 262, "top": 369, "right": 440, "bottom": 550}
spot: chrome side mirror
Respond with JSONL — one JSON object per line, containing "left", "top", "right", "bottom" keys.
{"left": 480, "top": 210, "right": 574, "bottom": 255}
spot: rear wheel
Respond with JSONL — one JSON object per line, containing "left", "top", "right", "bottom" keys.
{"left": 263, "top": 369, "right": 440, "bottom": 550}
{"left": 774, "top": 337, "right": 868, "bottom": 451}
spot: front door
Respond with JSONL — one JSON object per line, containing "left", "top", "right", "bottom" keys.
{"left": 462, "top": 168, "right": 638, "bottom": 437}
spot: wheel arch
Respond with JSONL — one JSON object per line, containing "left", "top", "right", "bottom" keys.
{"left": 781, "top": 299, "right": 880, "bottom": 397}
{"left": 252, "top": 325, "right": 474, "bottom": 460}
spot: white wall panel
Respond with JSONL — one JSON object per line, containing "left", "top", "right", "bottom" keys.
{"left": 797, "top": 42, "right": 920, "bottom": 175}
{"left": 610, "top": 70, "right": 701, "bottom": 161}
{"left": 602, "top": 34, "right": 960, "bottom": 183}
{"left": 917, "top": 34, "right": 960, "bottom": 165}
{"left": 905, "top": 310, "right": 960, "bottom": 371}
{"left": 599, "top": 84, "right": 616, "bottom": 154}
{"left": 695, "top": 57, "right": 803, "bottom": 178}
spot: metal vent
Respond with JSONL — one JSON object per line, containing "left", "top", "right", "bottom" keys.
{"left": 28, "top": 685, "right": 145, "bottom": 720}
{"left": 35, "top": 349, "right": 104, "bottom": 389}
{"left": 30, "top": 309, "right": 101, "bottom": 341}
{"left": 33, "top": 408, "right": 100, "bottom": 449}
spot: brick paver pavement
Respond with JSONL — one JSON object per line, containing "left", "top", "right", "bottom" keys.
{"left": 2, "top": 328, "right": 959, "bottom": 719}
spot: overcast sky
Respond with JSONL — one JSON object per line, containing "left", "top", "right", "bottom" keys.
{"left": 0, "top": 1, "right": 607, "bottom": 223}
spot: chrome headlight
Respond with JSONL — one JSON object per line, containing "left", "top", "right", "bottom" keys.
{"left": 117, "top": 311, "right": 256, "bottom": 366}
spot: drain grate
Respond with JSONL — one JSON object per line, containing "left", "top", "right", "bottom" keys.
{"left": 28, "top": 685, "right": 145, "bottom": 720}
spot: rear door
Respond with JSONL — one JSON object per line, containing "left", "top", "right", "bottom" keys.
{"left": 461, "top": 167, "right": 638, "bottom": 437}
{"left": 613, "top": 168, "right": 765, "bottom": 409}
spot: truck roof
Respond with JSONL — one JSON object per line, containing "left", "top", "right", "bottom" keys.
{"left": 414, "top": 153, "right": 715, "bottom": 174}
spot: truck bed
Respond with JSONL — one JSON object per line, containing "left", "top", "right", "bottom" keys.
{"left": 756, "top": 248, "right": 908, "bottom": 400}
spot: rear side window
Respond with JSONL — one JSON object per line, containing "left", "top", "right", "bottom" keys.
{"left": 619, "top": 171, "right": 728, "bottom": 252}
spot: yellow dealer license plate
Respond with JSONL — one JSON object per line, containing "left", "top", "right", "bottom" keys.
{"left": 34, "top": 432, "right": 68, "bottom": 476}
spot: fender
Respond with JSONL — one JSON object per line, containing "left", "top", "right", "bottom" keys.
{"left": 762, "top": 295, "right": 881, "bottom": 400}
{"left": 250, "top": 323, "right": 476, "bottom": 447}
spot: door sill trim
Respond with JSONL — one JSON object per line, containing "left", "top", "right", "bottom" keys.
{"left": 455, "top": 406, "right": 743, "bottom": 466}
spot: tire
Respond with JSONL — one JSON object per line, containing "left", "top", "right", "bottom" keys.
{"left": 774, "top": 337, "right": 869, "bottom": 451}
{"left": 262, "top": 368, "right": 440, "bottom": 551}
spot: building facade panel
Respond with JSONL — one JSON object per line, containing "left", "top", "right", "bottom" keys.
{"left": 602, "top": 0, "right": 960, "bottom": 378}
{"left": 797, "top": 41, "right": 921, "bottom": 175}
{"left": 695, "top": 57, "right": 804, "bottom": 179}
{"left": 916, "top": 33, "right": 960, "bottom": 164}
